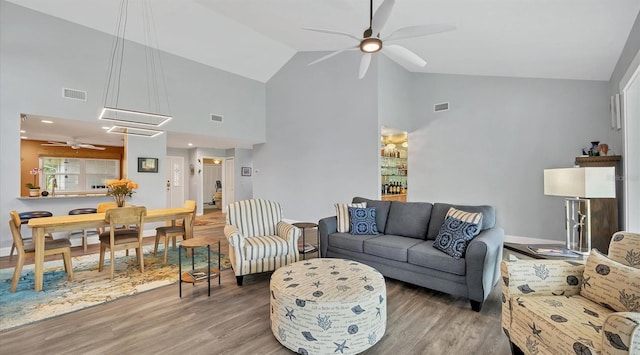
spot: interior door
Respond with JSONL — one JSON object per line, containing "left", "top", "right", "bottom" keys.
{"left": 223, "top": 157, "right": 235, "bottom": 209}
{"left": 166, "top": 156, "right": 185, "bottom": 208}
{"left": 623, "top": 68, "right": 640, "bottom": 232}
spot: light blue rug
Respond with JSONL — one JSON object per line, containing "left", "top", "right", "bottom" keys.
{"left": 0, "top": 244, "right": 230, "bottom": 331}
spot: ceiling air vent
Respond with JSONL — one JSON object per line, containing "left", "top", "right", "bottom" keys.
{"left": 62, "top": 88, "right": 87, "bottom": 101}
{"left": 211, "top": 114, "right": 223, "bottom": 123}
{"left": 434, "top": 102, "right": 449, "bottom": 112}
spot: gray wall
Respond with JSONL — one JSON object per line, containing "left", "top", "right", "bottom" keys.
{"left": 254, "top": 51, "right": 381, "bottom": 221}
{"left": 0, "top": 2, "right": 266, "bottom": 251}
{"left": 408, "top": 74, "right": 611, "bottom": 240}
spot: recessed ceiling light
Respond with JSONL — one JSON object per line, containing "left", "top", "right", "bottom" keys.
{"left": 102, "top": 126, "right": 110, "bottom": 130}
{"left": 188, "top": 143, "right": 193, "bottom": 147}
{"left": 21, "top": 136, "right": 28, "bottom": 139}
{"left": 20, "top": 130, "right": 26, "bottom": 133}
{"left": 41, "top": 120, "right": 53, "bottom": 124}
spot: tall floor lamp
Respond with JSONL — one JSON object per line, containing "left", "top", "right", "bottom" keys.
{"left": 543, "top": 167, "right": 616, "bottom": 254}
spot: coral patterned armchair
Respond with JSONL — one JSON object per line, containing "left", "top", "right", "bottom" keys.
{"left": 501, "top": 232, "right": 640, "bottom": 355}
{"left": 224, "top": 199, "right": 301, "bottom": 286}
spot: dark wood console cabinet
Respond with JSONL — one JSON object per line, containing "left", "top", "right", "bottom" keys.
{"left": 575, "top": 155, "right": 621, "bottom": 254}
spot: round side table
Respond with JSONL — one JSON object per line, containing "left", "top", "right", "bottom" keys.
{"left": 179, "top": 236, "right": 221, "bottom": 297}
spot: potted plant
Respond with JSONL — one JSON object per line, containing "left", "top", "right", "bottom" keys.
{"left": 26, "top": 168, "right": 41, "bottom": 197}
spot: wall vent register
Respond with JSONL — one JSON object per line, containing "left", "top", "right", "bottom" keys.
{"left": 62, "top": 88, "right": 87, "bottom": 101}
{"left": 434, "top": 102, "right": 449, "bottom": 112}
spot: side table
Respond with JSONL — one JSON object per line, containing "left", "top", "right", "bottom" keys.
{"left": 292, "top": 222, "right": 319, "bottom": 260}
{"left": 179, "top": 236, "right": 221, "bottom": 297}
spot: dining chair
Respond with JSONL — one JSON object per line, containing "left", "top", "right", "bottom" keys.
{"left": 9, "top": 211, "right": 54, "bottom": 260}
{"left": 154, "top": 200, "right": 196, "bottom": 264}
{"left": 98, "top": 206, "right": 147, "bottom": 280}
{"left": 97, "top": 201, "right": 133, "bottom": 255}
{"left": 9, "top": 210, "right": 73, "bottom": 292}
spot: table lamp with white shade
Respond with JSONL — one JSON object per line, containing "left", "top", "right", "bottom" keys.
{"left": 543, "top": 167, "right": 616, "bottom": 254}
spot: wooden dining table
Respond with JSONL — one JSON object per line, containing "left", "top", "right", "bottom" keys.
{"left": 27, "top": 207, "right": 194, "bottom": 292}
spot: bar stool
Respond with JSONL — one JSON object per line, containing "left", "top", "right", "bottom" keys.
{"left": 10, "top": 211, "right": 54, "bottom": 260}
{"left": 67, "top": 208, "right": 98, "bottom": 253}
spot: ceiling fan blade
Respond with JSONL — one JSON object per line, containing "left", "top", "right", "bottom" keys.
{"left": 359, "top": 53, "right": 372, "bottom": 79}
{"left": 41, "top": 142, "right": 67, "bottom": 147}
{"left": 384, "top": 44, "right": 427, "bottom": 67}
{"left": 302, "top": 27, "right": 361, "bottom": 42}
{"left": 309, "top": 46, "right": 359, "bottom": 66}
{"left": 371, "top": 0, "right": 395, "bottom": 36}
{"left": 385, "top": 24, "right": 456, "bottom": 42}
{"left": 78, "top": 143, "right": 106, "bottom": 150}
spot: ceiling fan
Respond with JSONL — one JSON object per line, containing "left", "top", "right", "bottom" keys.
{"left": 41, "top": 139, "right": 106, "bottom": 150}
{"left": 304, "top": 0, "right": 456, "bottom": 79}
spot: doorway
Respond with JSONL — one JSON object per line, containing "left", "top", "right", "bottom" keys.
{"left": 622, "top": 61, "right": 640, "bottom": 232}
{"left": 203, "top": 158, "right": 223, "bottom": 210}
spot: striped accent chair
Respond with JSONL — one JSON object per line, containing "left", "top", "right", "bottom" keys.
{"left": 224, "top": 199, "right": 301, "bottom": 286}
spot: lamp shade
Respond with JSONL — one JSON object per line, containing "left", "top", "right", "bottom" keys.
{"left": 544, "top": 167, "right": 616, "bottom": 198}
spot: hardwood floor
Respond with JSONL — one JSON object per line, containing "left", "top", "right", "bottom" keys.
{"left": 0, "top": 210, "right": 511, "bottom": 354}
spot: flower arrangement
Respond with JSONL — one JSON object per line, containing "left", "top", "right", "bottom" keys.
{"left": 105, "top": 178, "right": 138, "bottom": 207}
{"left": 26, "top": 168, "right": 41, "bottom": 189}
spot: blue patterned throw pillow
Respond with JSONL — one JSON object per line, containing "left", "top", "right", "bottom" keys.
{"left": 348, "top": 207, "right": 378, "bottom": 235}
{"left": 433, "top": 216, "right": 480, "bottom": 259}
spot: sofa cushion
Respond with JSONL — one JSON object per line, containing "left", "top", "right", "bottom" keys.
{"left": 407, "top": 241, "right": 466, "bottom": 275}
{"left": 348, "top": 207, "right": 378, "bottom": 235}
{"left": 352, "top": 197, "right": 392, "bottom": 232}
{"left": 433, "top": 216, "right": 481, "bottom": 259}
{"left": 580, "top": 249, "right": 640, "bottom": 312}
{"left": 335, "top": 202, "right": 366, "bottom": 233}
{"left": 327, "top": 232, "right": 379, "bottom": 253}
{"left": 427, "top": 203, "right": 495, "bottom": 240}
{"left": 363, "top": 235, "right": 423, "bottom": 262}
{"left": 383, "top": 201, "right": 433, "bottom": 239}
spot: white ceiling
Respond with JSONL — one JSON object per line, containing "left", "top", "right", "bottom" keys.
{"left": 8, "top": 0, "right": 640, "bottom": 148}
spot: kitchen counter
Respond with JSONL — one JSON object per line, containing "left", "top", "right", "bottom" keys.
{"left": 17, "top": 194, "right": 111, "bottom": 200}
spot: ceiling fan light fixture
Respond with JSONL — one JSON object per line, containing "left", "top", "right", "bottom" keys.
{"left": 360, "top": 37, "right": 382, "bottom": 53}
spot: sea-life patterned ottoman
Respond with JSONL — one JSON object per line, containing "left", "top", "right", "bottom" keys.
{"left": 270, "top": 258, "right": 387, "bottom": 354}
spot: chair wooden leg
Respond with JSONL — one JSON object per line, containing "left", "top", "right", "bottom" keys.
{"left": 98, "top": 243, "right": 106, "bottom": 272}
{"left": 172, "top": 236, "right": 177, "bottom": 250}
{"left": 82, "top": 230, "right": 88, "bottom": 254}
{"left": 62, "top": 250, "right": 73, "bottom": 281}
{"left": 154, "top": 233, "right": 160, "bottom": 256}
{"left": 110, "top": 249, "right": 115, "bottom": 280}
{"left": 10, "top": 255, "right": 25, "bottom": 292}
{"left": 9, "top": 242, "right": 16, "bottom": 261}
{"left": 137, "top": 247, "right": 144, "bottom": 273}
{"left": 163, "top": 235, "right": 171, "bottom": 264}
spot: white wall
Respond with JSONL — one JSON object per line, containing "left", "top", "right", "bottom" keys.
{"left": 231, "top": 148, "right": 254, "bottom": 202}
{"left": 409, "top": 74, "right": 610, "bottom": 241}
{"left": 254, "top": 51, "right": 380, "bottom": 221}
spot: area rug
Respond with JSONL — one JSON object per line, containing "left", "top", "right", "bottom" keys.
{"left": 0, "top": 244, "right": 231, "bottom": 331}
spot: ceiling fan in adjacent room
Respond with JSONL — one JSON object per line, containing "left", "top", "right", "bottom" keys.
{"left": 304, "top": 0, "right": 456, "bottom": 79}
{"left": 41, "top": 139, "right": 106, "bottom": 150}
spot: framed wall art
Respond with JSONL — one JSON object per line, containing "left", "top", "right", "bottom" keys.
{"left": 138, "top": 157, "right": 158, "bottom": 173}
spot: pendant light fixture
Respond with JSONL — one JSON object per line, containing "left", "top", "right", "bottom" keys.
{"left": 99, "top": 0, "right": 172, "bottom": 134}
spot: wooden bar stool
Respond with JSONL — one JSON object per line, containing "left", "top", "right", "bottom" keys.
{"left": 9, "top": 211, "right": 53, "bottom": 260}
{"left": 67, "top": 208, "right": 98, "bottom": 253}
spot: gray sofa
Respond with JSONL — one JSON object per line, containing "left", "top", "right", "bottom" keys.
{"left": 318, "top": 197, "right": 504, "bottom": 312}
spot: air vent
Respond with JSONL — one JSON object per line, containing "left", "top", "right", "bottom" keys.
{"left": 434, "top": 102, "right": 449, "bottom": 112}
{"left": 210, "top": 114, "right": 223, "bottom": 123}
{"left": 62, "top": 88, "right": 87, "bottom": 101}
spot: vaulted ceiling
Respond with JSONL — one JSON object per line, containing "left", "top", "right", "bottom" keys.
{"left": 8, "top": 0, "right": 640, "bottom": 83}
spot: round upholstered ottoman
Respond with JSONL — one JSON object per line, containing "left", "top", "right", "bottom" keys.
{"left": 270, "top": 258, "right": 386, "bottom": 354}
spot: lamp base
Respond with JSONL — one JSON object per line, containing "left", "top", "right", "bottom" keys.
{"left": 564, "top": 198, "right": 592, "bottom": 255}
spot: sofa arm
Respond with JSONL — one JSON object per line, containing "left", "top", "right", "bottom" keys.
{"left": 318, "top": 216, "right": 337, "bottom": 257}
{"left": 500, "top": 259, "right": 585, "bottom": 337}
{"left": 465, "top": 226, "right": 504, "bottom": 306}
{"left": 601, "top": 312, "right": 640, "bottom": 355}
{"left": 224, "top": 224, "right": 245, "bottom": 249}
{"left": 276, "top": 221, "right": 301, "bottom": 246}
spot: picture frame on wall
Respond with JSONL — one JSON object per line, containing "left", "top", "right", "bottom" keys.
{"left": 138, "top": 157, "right": 158, "bottom": 173}
{"left": 241, "top": 167, "right": 252, "bottom": 176}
